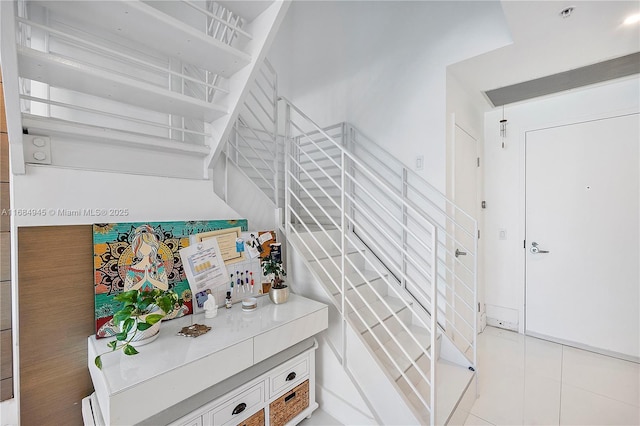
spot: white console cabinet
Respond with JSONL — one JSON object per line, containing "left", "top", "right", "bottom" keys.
{"left": 86, "top": 294, "right": 328, "bottom": 425}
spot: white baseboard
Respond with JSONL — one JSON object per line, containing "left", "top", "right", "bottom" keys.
{"left": 486, "top": 317, "right": 518, "bottom": 331}
{"left": 485, "top": 304, "right": 519, "bottom": 331}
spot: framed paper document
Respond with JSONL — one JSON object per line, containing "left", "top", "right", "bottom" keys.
{"left": 195, "top": 226, "right": 245, "bottom": 265}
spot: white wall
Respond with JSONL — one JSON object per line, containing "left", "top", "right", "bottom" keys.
{"left": 483, "top": 76, "right": 640, "bottom": 332}
{"left": 268, "top": 0, "right": 512, "bottom": 192}
{"left": 212, "top": 157, "right": 277, "bottom": 231}
{"left": 11, "top": 166, "right": 239, "bottom": 226}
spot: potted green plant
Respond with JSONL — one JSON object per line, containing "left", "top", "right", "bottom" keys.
{"left": 262, "top": 256, "right": 288, "bottom": 304}
{"left": 94, "top": 288, "right": 182, "bottom": 369}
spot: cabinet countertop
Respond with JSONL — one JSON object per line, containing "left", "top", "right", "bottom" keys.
{"left": 88, "top": 293, "right": 328, "bottom": 399}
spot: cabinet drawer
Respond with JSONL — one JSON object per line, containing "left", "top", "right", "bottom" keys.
{"left": 269, "top": 380, "right": 309, "bottom": 426}
{"left": 208, "top": 382, "right": 264, "bottom": 426}
{"left": 269, "top": 354, "right": 309, "bottom": 398}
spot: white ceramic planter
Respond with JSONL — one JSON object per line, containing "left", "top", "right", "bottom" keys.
{"left": 127, "top": 318, "right": 161, "bottom": 346}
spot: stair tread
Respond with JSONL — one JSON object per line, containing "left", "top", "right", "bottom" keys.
{"left": 289, "top": 230, "right": 344, "bottom": 257}
{"left": 22, "top": 114, "right": 209, "bottom": 156}
{"left": 372, "top": 327, "right": 433, "bottom": 378}
{"left": 349, "top": 298, "right": 407, "bottom": 333}
{"left": 313, "top": 263, "right": 384, "bottom": 288}
{"left": 33, "top": 0, "right": 251, "bottom": 77}
{"left": 18, "top": 47, "right": 228, "bottom": 121}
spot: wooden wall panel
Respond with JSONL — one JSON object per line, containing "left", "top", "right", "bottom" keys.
{"left": 0, "top": 134, "right": 8, "bottom": 183}
{"left": 0, "top": 183, "right": 9, "bottom": 232}
{"left": 0, "top": 80, "right": 5, "bottom": 134}
{"left": 0, "top": 233, "right": 10, "bottom": 282}
{"left": 0, "top": 280, "right": 10, "bottom": 330}
{"left": 1, "top": 330, "right": 12, "bottom": 379}
{"left": 0, "top": 377, "right": 12, "bottom": 400}
{"left": 18, "top": 226, "right": 95, "bottom": 426}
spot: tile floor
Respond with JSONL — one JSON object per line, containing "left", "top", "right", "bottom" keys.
{"left": 464, "top": 326, "right": 640, "bottom": 426}
{"left": 301, "top": 326, "right": 639, "bottom": 425}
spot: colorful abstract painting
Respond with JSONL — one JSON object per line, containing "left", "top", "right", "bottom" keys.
{"left": 93, "top": 219, "right": 248, "bottom": 338}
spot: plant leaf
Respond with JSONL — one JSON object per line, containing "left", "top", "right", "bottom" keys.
{"left": 116, "top": 331, "right": 128, "bottom": 341}
{"left": 123, "top": 344, "right": 139, "bottom": 356}
{"left": 94, "top": 356, "right": 102, "bottom": 369}
{"left": 145, "top": 313, "right": 164, "bottom": 325}
{"left": 113, "top": 306, "right": 134, "bottom": 325}
{"left": 138, "top": 298, "right": 152, "bottom": 312}
{"left": 137, "top": 321, "right": 153, "bottom": 331}
{"left": 107, "top": 341, "right": 117, "bottom": 350}
{"left": 114, "top": 289, "right": 138, "bottom": 304}
{"left": 155, "top": 295, "right": 173, "bottom": 313}
{"left": 121, "top": 317, "right": 135, "bottom": 334}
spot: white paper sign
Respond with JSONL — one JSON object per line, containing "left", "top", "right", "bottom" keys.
{"left": 179, "top": 239, "right": 229, "bottom": 310}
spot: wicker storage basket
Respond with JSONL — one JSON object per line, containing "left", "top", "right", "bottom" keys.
{"left": 237, "top": 408, "right": 264, "bottom": 426}
{"left": 269, "top": 380, "right": 309, "bottom": 426}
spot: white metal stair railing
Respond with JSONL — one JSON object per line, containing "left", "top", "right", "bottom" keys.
{"left": 345, "top": 124, "right": 479, "bottom": 363}
{"left": 279, "top": 119, "right": 478, "bottom": 364}
{"left": 224, "top": 59, "right": 283, "bottom": 207}
{"left": 281, "top": 98, "right": 440, "bottom": 424}
{"left": 220, "top": 60, "right": 477, "bottom": 423}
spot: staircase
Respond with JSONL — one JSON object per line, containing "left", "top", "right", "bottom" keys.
{"left": 224, "top": 63, "right": 479, "bottom": 424}
{"left": 0, "top": 0, "right": 289, "bottom": 178}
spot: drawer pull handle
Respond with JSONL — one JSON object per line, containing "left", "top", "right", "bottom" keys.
{"left": 285, "top": 392, "right": 296, "bottom": 403}
{"left": 285, "top": 372, "right": 296, "bottom": 381}
{"left": 232, "top": 402, "right": 247, "bottom": 415}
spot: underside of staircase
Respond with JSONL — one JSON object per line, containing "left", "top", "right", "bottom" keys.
{"left": 0, "top": 0, "right": 289, "bottom": 179}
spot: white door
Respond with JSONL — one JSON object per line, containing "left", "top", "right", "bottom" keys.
{"left": 525, "top": 113, "right": 639, "bottom": 359}
{"left": 452, "top": 123, "right": 481, "bottom": 347}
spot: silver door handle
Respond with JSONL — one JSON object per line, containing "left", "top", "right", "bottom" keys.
{"left": 455, "top": 249, "right": 467, "bottom": 257}
{"left": 530, "top": 242, "right": 549, "bottom": 254}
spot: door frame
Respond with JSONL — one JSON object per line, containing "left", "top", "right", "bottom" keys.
{"left": 448, "top": 113, "right": 485, "bottom": 334}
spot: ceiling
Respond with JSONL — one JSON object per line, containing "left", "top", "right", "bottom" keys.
{"left": 448, "top": 0, "right": 640, "bottom": 107}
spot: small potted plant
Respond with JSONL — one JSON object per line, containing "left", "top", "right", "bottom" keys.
{"left": 94, "top": 288, "right": 182, "bottom": 369}
{"left": 262, "top": 256, "right": 288, "bottom": 304}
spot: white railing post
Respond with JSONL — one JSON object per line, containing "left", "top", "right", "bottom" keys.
{"left": 431, "top": 226, "right": 438, "bottom": 425}
{"left": 473, "top": 222, "right": 478, "bottom": 387}
{"left": 402, "top": 167, "right": 408, "bottom": 291}
{"left": 284, "top": 102, "right": 291, "bottom": 234}
{"left": 340, "top": 148, "right": 347, "bottom": 366}
{"left": 223, "top": 141, "right": 228, "bottom": 203}
{"left": 274, "top": 127, "right": 279, "bottom": 208}
{"left": 273, "top": 63, "right": 279, "bottom": 208}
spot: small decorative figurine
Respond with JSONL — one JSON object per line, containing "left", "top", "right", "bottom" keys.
{"left": 204, "top": 293, "right": 218, "bottom": 318}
